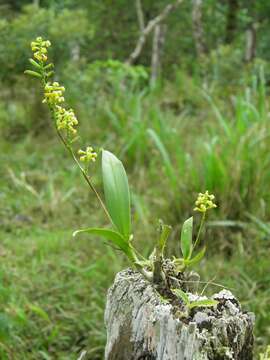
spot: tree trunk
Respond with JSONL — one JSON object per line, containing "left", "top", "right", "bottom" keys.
{"left": 225, "top": 0, "right": 239, "bottom": 44}
{"left": 105, "top": 268, "right": 254, "bottom": 360}
{"left": 151, "top": 24, "right": 166, "bottom": 86}
{"left": 245, "top": 23, "right": 256, "bottom": 62}
{"left": 192, "top": 0, "right": 207, "bottom": 57}
{"left": 71, "top": 43, "right": 80, "bottom": 62}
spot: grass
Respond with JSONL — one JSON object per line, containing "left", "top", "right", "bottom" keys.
{"left": 0, "top": 134, "right": 124, "bottom": 359}
{"left": 0, "top": 227, "right": 123, "bottom": 360}
{"left": 1, "top": 66, "right": 270, "bottom": 358}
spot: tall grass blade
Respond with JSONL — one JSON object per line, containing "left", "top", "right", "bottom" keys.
{"left": 245, "top": 212, "right": 270, "bottom": 236}
{"left": 203, "top": 91, "right": 231, "bottom": 138}
{"left": 147, "top": 128, "right": 177, "bottom": 188}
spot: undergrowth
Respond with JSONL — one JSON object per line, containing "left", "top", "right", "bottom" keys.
{"left": 0, "top": 59, "right": 270, "bottom": 358}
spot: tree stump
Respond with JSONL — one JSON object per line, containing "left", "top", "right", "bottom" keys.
{"left": 104, "top": 269, "right": 254, "bottom": 360}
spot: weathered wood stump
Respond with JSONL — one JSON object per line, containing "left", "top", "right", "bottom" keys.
{"left": 105, "top": 269, "right": 254, "bottom": 360}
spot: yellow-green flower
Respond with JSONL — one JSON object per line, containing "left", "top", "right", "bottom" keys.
{"left": 78, "top": 147, "right": 97, "bottom": 163}
{"left": 43, "top": 82, "right": 65, "bottom": 105}
{"left": 31, "top": 37, "right": 51, "bottom": 63}
{"left": 55, "top": 106, "right": 78, "bottom": 134}
{"left": 194, "top": 191, "right": 217, "bottom": 213}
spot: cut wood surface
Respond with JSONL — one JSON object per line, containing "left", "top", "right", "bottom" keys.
{"left": 105, "top": 269, "right": 254, "bottom": 360}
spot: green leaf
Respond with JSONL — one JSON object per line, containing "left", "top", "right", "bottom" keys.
{"left": 181, "top": 217, "right": 193, "bottom": 260}
{"left": 24, "top": 70, "right": 42, "bottom": 78}
{"left": 184, "top": 247, "right": 206, "bottom": 266}
{"left": 158, "top": 221, "right": 171, "bottom": 254}
{"left": 188, "top": 299, "right": 218, "bottom": 310}
{"left": 102, "top": 150, "right": 131, "bottom": 239}
{"left": 171, "top": 288, "right": 190, "bottom": 306}
{"left": 73, "top": 227, "right": 132, "bottom": 258}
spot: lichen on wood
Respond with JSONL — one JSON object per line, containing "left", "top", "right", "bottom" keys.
{"left": 105, "top": 269, "right": 254, "bottom": 360}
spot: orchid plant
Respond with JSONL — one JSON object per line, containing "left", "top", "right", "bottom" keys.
{"left": 25, "top": 37, "right": 217, "bottom": 296}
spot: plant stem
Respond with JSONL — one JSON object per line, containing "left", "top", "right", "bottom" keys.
{"left": 192, "top": 212, "right": 206, "bottom": 254}
{"left": 130, "top": 250, "right": 153, "bottom": 282}
{"left": 153, "top": 223, "right": 171, "bottom": 285}
{"left": 56, "top": 127, "right": 113, "bottom": 226}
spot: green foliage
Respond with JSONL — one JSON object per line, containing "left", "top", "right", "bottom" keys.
{"left": 0, "top": 4, "right": 93, "bottom": 82}
{"left": 88, "top": 60, "right": 148, "bottom": 92}
{"left": 180, "top": 216, "right": 193, "bottom": 260}
{"left": 172, "top": 288, "right": 189, "bottom": 305}
{"left": 102, "top": 150, "right": 131, "bottom": 239}
{"left": 184, "top": 247, "right": 206, "bottom": 267}
{"left": 188, "top": 299, "right": 218, "bottom": 310}
{"left": 172, "top": 288, "right": 218, "bottom": 310}
{"left": 158, "top": 221, "right": 171, "bottom": 255}
{"left": 147, "top": 128, "right": 177, "bottom": 190}
{"left": 61, "top": 60, "right": 148, "bottom": 114}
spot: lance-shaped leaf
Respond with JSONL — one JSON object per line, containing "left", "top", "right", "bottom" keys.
{"left": 172, "top": 288, "right": 190, "bottom": 306}
{"left": 73, "top": 228, "right": 133, "bottom": 259}
{"left": 189, "top": 299, "right": 218, "bottom": 310}
{"left": 180, "top": 216, "right": 193, "bottom": 260}
{"left": 102, "top": 150, "right": 131, "bottom": 239}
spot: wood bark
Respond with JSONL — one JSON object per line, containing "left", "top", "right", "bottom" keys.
{"left": 151, "top": 24, "right": 166, "bottom": 86}
{"left": 105, "top": 269, "right": 254, "bottom": 360}
{"left": 245, "top": 23, "right": 256, "bottom": 62}
{"left": 192, "top": 0, "right": 207, "bottom": 57}
{"left": 71, "top": 43, "right": 80, "bottom": 62}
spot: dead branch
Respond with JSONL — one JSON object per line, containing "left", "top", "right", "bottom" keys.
{"left": 127, "top": 0, "right": 183, "bottom": 65}
{"left": 135, "top": 0, "right": 145, "bottom": 32}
